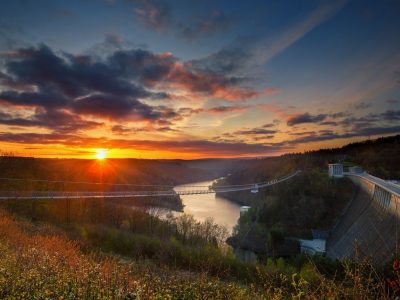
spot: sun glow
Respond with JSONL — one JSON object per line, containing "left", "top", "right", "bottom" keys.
{"left": 95, "top": 149, "right": 107, "bottom": 160}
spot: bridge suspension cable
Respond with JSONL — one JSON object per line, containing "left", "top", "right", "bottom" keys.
{"left": 0, "top": 170, "right": 301, "bottom": 200}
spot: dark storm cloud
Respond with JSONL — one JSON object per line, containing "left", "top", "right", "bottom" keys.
{"left": 0, "top": 111, "right": 40, "bottom": 127}
{"left": 0, "top": 43, "right": 257, "bottom": 133}
{"left": 108, "top": 48, "right": 175, "bottom": 85}
{"left": 33, "top": 109, "right": 102, "bottom": 133}
{"left": 72, "top": 94, "right": 158, "bottom": 119}
{"left": 0, "top": 71, "right": 36, "bottom": 91}
{"left": 0, "top": 108, "right": 102, "bottom": 133}
{"left": 2, "top": 44, "right": 152, "bottom": 99}
{"left": 108, "top": 47, "right": 256, "bottom": 100}
{"left": 0, "top": 89, "right": 69, "bottom": 108}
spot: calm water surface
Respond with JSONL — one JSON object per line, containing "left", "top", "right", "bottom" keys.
{"left": 174, "top": 179, "right": 241, "bottom": 233}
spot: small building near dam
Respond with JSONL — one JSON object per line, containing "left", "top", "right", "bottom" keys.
{"left": 328, "top": 163, "right": 344, "bottom": 178}
{"left": 240, "top": 206, "right": 251, "bottom": 216}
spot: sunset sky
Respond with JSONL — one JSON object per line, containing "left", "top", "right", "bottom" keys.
{"left": 0, "top": 0, "right": 399, "bottom": 159}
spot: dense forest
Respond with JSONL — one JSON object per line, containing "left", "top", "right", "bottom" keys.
{"left": 0, "top": 155, "right": 253, "bottom": 211}
{"left": 0, "top": 155, "right": 248, "bottom": 187}
{"left": 218, "top": 135, "right": 400, "bottom": 257}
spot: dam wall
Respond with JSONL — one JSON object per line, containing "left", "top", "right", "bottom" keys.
{"left": 327, "top": 173, "right": 400, "bottom": 264}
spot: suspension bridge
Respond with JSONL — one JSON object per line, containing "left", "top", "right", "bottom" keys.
{"left": 2, "top": 165, "right": 399, "bottom": 264}
{"left": 0, "top": 170, "right": 301, "bottom": 200}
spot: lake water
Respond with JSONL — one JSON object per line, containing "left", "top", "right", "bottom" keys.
{"left": 174, "top": 179, "right": 241, "bottom": 233}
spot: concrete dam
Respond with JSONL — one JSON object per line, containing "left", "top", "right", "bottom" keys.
{"left": 327, "top": 169, "right": 400, "bottom": 264}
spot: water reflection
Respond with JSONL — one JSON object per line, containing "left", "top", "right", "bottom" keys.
{"left": 174, "top": 180, "right": 241, "bottom": 233}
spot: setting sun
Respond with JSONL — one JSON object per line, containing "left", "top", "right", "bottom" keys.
{"left": 95, "top": 149, "right": 107, "bottom": 160}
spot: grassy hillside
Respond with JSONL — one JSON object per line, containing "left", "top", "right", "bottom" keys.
{"left": 0, "top": 208, "right": 261, "bottom": 299}
{"left": 1, "top": 207, "right": 398, "bottom": 299}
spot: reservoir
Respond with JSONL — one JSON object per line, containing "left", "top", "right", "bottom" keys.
{"left": 174, "top": 179, "right": 241, "bottom": 233}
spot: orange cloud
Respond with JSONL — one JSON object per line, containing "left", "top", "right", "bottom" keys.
{"left": 164, "top": 62, "right": 259, "bottom": 101}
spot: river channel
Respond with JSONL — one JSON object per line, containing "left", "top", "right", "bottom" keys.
{"left": 174, "top": 179, "right": 241, "bottom": 233}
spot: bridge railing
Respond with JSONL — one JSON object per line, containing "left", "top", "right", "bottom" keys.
{"left": 344, "top": 172, "right": 400, "bottom": 198}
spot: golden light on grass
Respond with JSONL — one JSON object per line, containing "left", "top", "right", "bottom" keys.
{"left": 95, "top": 149, "right": 107, "bottom": 160}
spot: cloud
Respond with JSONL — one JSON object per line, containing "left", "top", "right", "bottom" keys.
{"left": 164, "top": 62, "right": 258, "bottom": 101}
{"left": 340, "top": 110, "right": 400, "bottom": 127}
{"left": 379, "top": 110, "right": 400, "bottom": 121}
{"left": 134, "top": 0, "right": 172, "bottom": 32}
{"left": 387, "top": 99, "right": 400, "bottom": 105}
{"left": 286, "top": 110, "right": 400, "bottom": 133}
{"left": 111, "top": 125, "right": 134, "bottom": 134}
{"left": 286, "top": 113, "right": 328, "bottom": 126}
{"left": 286, "top": 126, "right": 400, "bottom": 146}
{"left": 234, "top": 128, "right": 277, "bottom": 135}
{"left": 207, "top": 105, "right": 250, "bottom": 114}
{"left": 354, "top": 101, "right": 371, "bottom": 110}
{"left": 0, "top": 90, "right": 69, "bottom": 108}
{"left": 254, "top": 1, "right": 347, "bottom": 64}
{"left": 0, "top": 43, "right": 258, "bottom": 134}
{"left": 178, "top": 10, "right": 231, "bottom": 41}
{"left": 0, "top": 108, "right": 102, "bottom": 133}
{"left": 176, "top": 105, "right": 250, "bottom": 118}
{"left": 85, "top": 34, "right": 139, "bottom": 58}
{"left": 3, "top": 44, "right": 152, "bottom": 99}
{"left": 109, "top": 47, "right": 257, "bottom": 100}
{"left": 72, "top": 94, "right": 157, "bottom": 120}
{"left": 133, "top": 0, "right": 232, "bottom": 41}
{"left": 189, "top": 46, "right": 252, "bottom": 81}
{"left": 0, "top": 131, "right": 283, "bottom": 156}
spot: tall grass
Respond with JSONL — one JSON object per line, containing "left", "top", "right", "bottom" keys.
{"left": 0, "top": 208, "right": 263, "bottom": 299}
{"left": 1, "top": 207, "right": 398, "bottom": 298}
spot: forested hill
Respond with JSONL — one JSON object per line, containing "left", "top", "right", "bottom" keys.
{"left": 285, "top": 134, "right": 400, "bottom": 179}
{"left": 0, "top": 156, "right": 250, "bottom": 189}
{"left": 218, "top": 135, "right": 400, "bottom": 252}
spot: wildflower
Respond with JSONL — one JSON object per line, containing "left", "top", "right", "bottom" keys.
{"left": 394, "top": 259, "right": 400, "bottom": 272}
